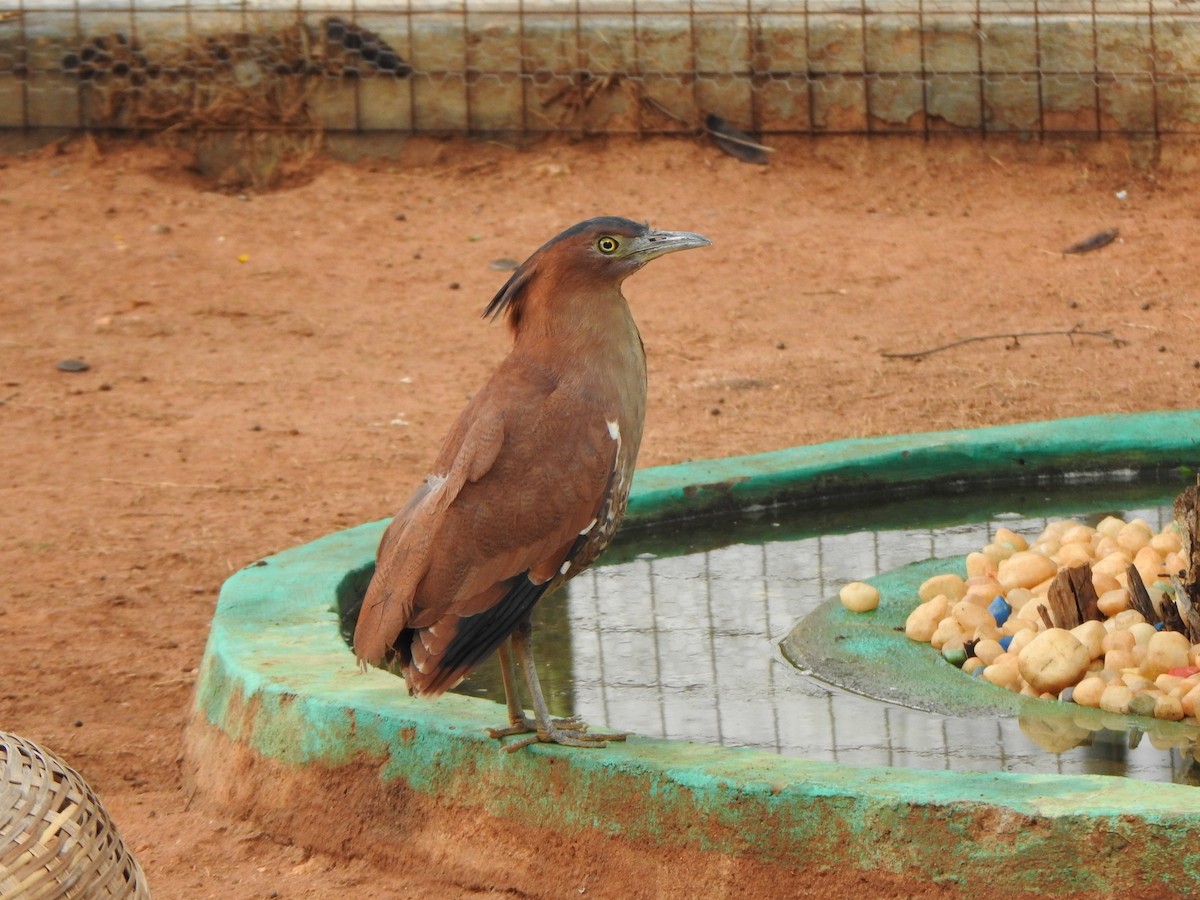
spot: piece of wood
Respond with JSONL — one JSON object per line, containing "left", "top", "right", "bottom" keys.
{"left": 1172, "top": 482, "right": 1200, "bottom": 642}
{"left": 1045, "top": 562, "right": 1101, "bottom": 629}
{"left": 1126, "top": 564, "right": 1161, "bottom": 625}
{"left": 1046, "top": 568, "right": 1083, "bottom": 629}
{"left": 1068, "top": 564, "right": 1103, "bottom": 622}
{"left": 1037, "top": 604, "right": 1054, "bottom": 630}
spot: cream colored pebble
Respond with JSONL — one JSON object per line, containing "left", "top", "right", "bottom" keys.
{"left": 973, "top": 622, "right": 1003, "bottom": 642}
{"left": 1092, "top": 551, "right": 1134, "bottom": 580}
{"left": 1154, "top": 693, "right": 1185, "bottom": 721}
{"left": 919, "top": 572, "right": 966, "bottom": 603}
{"left": 1182, "top": 683, "right": 1200, "bottom": 718}
{"left": 1128, "top": 622, "right": 1158, "bottom": 647}
{"left": 1095, "top": 515, "right": 1126, "bottom": 538}
{"left": 952, "top": 599, "right": 996, "bottom": 633}
{"left": 930, "top": 617, "right": 964, "bottom": 651}
{"left": 998, "top": 551, "right": 1058, "bottom": 592}
{"left": 962, "top": 656, "right": 987, "bottom": 676}
{"left": 839, "top": 581, "right": 880, "bottom": 613}
{"left": 1018, "top": 628, "right": 1091, "bottom": 694}
{"left": 973, "top": 638, "right": 1005, "bottom": 665}
{"left": 1104, "top": 648, "right": 1136, "bottom": 671}
{"left": 1070, "top": 621, "right": 1107, "bottom": 660}
{"left": 1117, "top": 521, "right": 1153, "bottom": 554}
{"left": 1096, "top": 588, "right": 1130, "bottom": 618}
{"left": 1006, "top": 587, "right": 1034, "bottom": 610}
{"left": 982, "top": 659, "right": 1022, "bottom": 692}
{"left": 1059, "top": 524, "right": 1095, "bottom": 546}
{"left": 1141, "top": 630, "right": 1192, "bottom": 679}
{"left": 1072, "top": 675, "right": 1107, "bottom": 707}
{"left": 1150, "top": 530, "right": 1183, "bottom": 555}
{"left": 1109, "top": 609, "right": 1147, "bottom": 630}
{"left": 982, "top": 542, "right": 1017, "bottom": 566}
{"left": 1101, "top": 629, "right": 1135, "bottom": 653}
{"left": 1008, "top": 628, "right": 1037, "bottom": 655}
{"left": 1057, "top": 542, "right": 1095, "bottom": 567}
{"left": 1099, "top": 683, "right": 1134, "bottom": 715}
{"left": 994, "top": 527, "right": 1029, "bottom": 551}
{"left": 905, "top": 594, "right": 950, "bottom": 642}
{"left": 965, "top": 551, "right": 995, "bottom": 579}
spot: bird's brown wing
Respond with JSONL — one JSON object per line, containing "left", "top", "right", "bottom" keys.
{"left": 353, "top": 362, "right": 619, "bottom": 694}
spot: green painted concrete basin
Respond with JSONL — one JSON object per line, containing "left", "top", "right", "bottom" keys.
{"left": 185, "top": 410, "right": 1200, "bottom": 895}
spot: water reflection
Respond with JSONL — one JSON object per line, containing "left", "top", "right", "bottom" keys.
{"left": 454, "top": 479, "right": 1200, "bottom": 783}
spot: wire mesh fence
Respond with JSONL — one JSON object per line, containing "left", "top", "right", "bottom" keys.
{"left": 542, "top": 498, "right": 1200, "bottom": 784}
{"left": 1, "top": 0, "right": 1197, "bottom": 140}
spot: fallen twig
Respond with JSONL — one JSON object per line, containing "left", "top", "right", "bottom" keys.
{"left": 881, "top": 324, "right": 1127, "bottom": 360}
{"left": 100, "top": 478, "right": 261, "bottom": 492}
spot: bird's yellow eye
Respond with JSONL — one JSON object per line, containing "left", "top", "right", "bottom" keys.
{"left": 596, "top": 236, "right": 620, "bottom": 255}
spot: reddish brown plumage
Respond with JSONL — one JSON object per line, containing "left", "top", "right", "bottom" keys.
{"left": 353, "top": 216, "right": 709, "bottom": 747}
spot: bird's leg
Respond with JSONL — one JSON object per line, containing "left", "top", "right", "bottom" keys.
{"left": 500, "top": 621, "right": 628, "bottom": 752}
{"left": 486, "top": 630, "right": 589, "bottom": 740}
{"left": 485, "top": 641, "right": 537, "bottom": 738}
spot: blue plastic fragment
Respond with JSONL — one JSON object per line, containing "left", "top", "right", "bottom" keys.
{"left": 998, "top": 635, "right": 1013, "bottom": 651}
{"left": 988, "top": 595, "right": 1012, "bottom": 627}
{"left": 1155, "top": 621, "right": 1166, "bottom": 631}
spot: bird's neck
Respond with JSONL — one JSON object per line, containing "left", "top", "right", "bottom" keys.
{"left": 512, "top": 285, "right": 647, "bottom": 412}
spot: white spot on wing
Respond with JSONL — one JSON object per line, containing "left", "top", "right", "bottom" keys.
{"left": 607, "top": 420, "right": 620, "bottom": 441}
{"left": 580, "top": 518, "right": 597, "bottom": 535}
{"left": 559, "top": 560, "right": 571, "bottom": 575}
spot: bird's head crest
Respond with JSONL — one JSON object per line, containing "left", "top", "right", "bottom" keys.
{"left": 482, "top": 217, "right": 709, "bottom": 329}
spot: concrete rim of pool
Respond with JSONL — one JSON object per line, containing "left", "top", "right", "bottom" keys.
{"left": 184, "top": 410, "right": 1200, "bottom": 896}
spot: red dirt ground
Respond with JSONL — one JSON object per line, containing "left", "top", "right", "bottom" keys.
{"left": 2, "top": 132, "right": 1199, "bottom": 898}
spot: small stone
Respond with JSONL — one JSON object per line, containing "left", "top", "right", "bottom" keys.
{"left": 1018, "top": 628, "right": 1091, "bottom": 694}
{"left": 987, "top": 595, "right": 1012, "bottom": 627}
{"left": 918, "top": 572, "right": 966, "bottom": 603}
{"left": 1072, "top": 675, "right": 1107, "bottom": 707}
{"left": 942, "top": 643, "right": 967, "bottom": 667}
{"left": 149, "top": 223, "right": 171, "bottom": 235}
{"left": 972, "top": 638, "right": 1004, "bottom": 665}
{"left": 838, "top": 581, "right": 880, "bottom": 613}
{"left": 449, "top": 282, "right": 460, "bottom": 290}
{"left": 489, "top": 258, "right": 520, "bottom": 271}
{"left": 997, "top": 551, "right": 1058, "bottom": 592}
{"left": 1155, "top": 693, "right": 1185, "bottom": 721}
{"left": 905, "top": 594, "right": 950, "bottom": 643}
{"left": 394, "top": 212, "right": 407, "bottom": 221}
{"left": 1142, "top": 630, "right": 1191, "bottom": 679}
{"left": 1099, "top": 683, "right": 1134, "bottom": 715}
{"left": 56, "top": 359, "right": 90, "bottom": 373}
{"left": 1128, "top": 693, "right": 1158, "bottom": 718}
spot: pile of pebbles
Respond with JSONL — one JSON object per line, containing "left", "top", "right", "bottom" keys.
{"left": 899, "top": 516, "right": 1200, "bottom": 722}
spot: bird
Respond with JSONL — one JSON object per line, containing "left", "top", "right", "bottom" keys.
{"left": 353, "top": 216, "right": 711, "bottom": 750}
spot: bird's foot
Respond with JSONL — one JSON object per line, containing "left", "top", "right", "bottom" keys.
{"left": 486, "top": 713, "right": 590, "bottom": 739}
{"left": 498, "top": 722, "right": 628, "bottom": 753}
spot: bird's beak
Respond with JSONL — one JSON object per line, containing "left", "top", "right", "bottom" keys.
{"left": 624, "top": 228, "right": 712, "bottom": 263}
